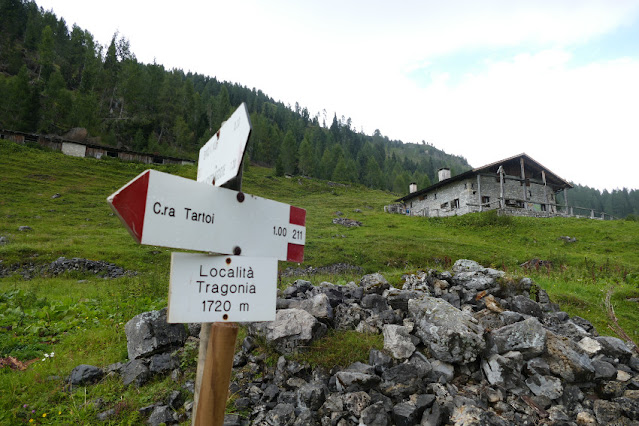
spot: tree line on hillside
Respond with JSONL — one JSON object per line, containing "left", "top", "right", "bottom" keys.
{"left": 0, "top": 0, "right": 469, "bottom": 194}
{"left": 1, "top": 0, "right": 637, "bottom": 218}
{"left": 557, "top": 186, "right": 639, "bottom": 220}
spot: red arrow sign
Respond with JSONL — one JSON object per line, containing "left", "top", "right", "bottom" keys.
{"left": 107, "top": 170, "right": 305, "bottom": 262}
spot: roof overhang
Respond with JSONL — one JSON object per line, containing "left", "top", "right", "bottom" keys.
{"left": 396, "top": 153, "right": 573, "bottom": 202}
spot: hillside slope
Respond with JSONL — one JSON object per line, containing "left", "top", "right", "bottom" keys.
{"left": 1, "top": 140, "right": 639, "bottom": 423}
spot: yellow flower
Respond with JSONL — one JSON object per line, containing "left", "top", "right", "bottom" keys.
{"left": 29, "top": 420, "right": 34, "bottom": 423}
{"left": 58, "top": 411, "right": 61, "bottom": 415}
{"left": 42, "top": 413, "right": 47, "bottom": 417}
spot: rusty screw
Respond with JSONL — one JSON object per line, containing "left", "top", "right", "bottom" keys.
{"left": 237, "top": 192, "right": 245, "bottom": 202}
{"left": 233, "top": 246, "right": 241, "bottom": 256}
{"left": 226, "top": 257, "right": 232, "bottom": 265}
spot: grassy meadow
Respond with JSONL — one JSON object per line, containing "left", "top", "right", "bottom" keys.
{"left": 1, "top": 139, "right": 639, "bottom": 424}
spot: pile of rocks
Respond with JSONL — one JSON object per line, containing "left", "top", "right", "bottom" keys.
{"left": 45, "top": 256, "right": 132, "bottom": 278}
{"left": 0, "top": 256, "right": 132, "bottom": 279}
{"left": 281, "top": 263, "right": 363, "bottom": 278}
{"left": 235, "top": 260, "right": 639, "bottom": 425}
{"left": 69, "top": 259, "right": 639, "bottom": 425}
{"left": 332, "top": 218, "right": 362, "bottom": 227}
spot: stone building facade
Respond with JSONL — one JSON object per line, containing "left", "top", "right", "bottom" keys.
{"left": 395, "top": 153, "right": 572, "bottom": 218}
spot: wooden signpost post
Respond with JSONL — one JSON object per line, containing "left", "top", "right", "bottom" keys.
{"left": 107, "top": 103, "right": 306, "bottom": 425}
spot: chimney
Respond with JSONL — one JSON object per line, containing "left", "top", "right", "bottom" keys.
{"left": 438, "top": 168, "right": 451, "bottom": 182}
{"left": 409, "top": 182, "right": 417, "bottom": 193}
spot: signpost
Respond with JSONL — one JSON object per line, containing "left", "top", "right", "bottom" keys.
{"left": 107, "top": 169, "right": 306, "bottom": 262}
{"left": 168, "top": 253, "right": 278, "bottom": 323}
{"left": 107, "top": 103, "right": 306, "bottom": 425}
{"left": 197, "top": 102, "right": 251, "bottom": 187}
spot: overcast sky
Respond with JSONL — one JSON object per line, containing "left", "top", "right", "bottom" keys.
{"left": 36, "top": 0, "right": 639, "bottom": 191}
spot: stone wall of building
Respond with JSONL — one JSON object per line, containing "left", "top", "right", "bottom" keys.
{"left": 478, "top": 173, "right": 557, "bottom": 213}
{"left": 61, "top": 141, "right": 87, "bottom": 158}
{"left": 404, "top": 172, "right": 560, "bottom": 218}
{"left": 407, "top": 179, "right": 476, "bottom": 217}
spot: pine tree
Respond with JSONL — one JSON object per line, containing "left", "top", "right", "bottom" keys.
{"left": 364, "top": 156, "right": 384, "bottom": 189}
{"left": 37, "top": 25, "right": 55, "bottom": 82}
{"left": 279, "top": 130, "right": 297, "bottom": 175}
{"left": 298, "top": 137, "right": 315, "bottom": 176}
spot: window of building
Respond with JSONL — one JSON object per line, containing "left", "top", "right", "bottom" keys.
{"left": 482, "top": 196, "right": 490, "bottom": 205}
{"left": 440, "top": 202, "right": 449, "bottom": 209}
{"left": 528, "top": 190, "right": 532, "bottom": 197}
{"left": 506, "top": 199, "right": 524, "bottom": 208}
{"left": 434, "top": 193, "right": 437, "bottom": 200}
{"left": 452, "top": 199, "right": 460, "bottom": 209}
{"left": 541, "top": 204, "right": 547, "bottom": 211}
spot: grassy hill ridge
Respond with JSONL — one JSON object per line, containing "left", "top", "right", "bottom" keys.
{"left": 1, "top": 139, "right": 639, "bottom": 423}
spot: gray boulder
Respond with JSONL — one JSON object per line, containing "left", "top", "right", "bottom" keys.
{"left": 488, "top": 317, "right": 547, "bottom": 359}
{"left": 452, "top": 271, "right": 495, "bottom": 291}
{"left": 384, "top": 288, "right": 424, "bottom": 312}
{"left": 481, "top": 352, "right": 525, "bottom": 391}
{"left": 343, "top": 391, "right": 371, "bottom": 417}
{"left": 449, "top": 404, "right": 510, "bottom": 426}
{"left": 379, "top": 360, "right": 431, "bottom": 398}
{"left": 262, "top": 403, "right": 295, "bottom": 425}
{"left": 287, "top": 293, "right": 334, "bottom": 321}
{"left": 382, "top": 324, "right": 416, "bottom": 360}
{"left": 360, "top": 273, "right": 390, "bottom": 295}
{"left": 452, "top": 259, "right": 483, "bottom": 272}
{"left": 596, "top": 336, "right": 634, "bottom": 362}
{"left": 121, "top": 359, "right": 151, "bottom": 387}
{"left": 147, "top": 405, "right": 176, "bottom": 425}
{"left": 409, "top": 296, "right": 485, "bottom": 363}
{"left": 525, "top": 375, "right": 564, "bottom": 400}
{"left": 297, "top": 382, "right": 326, "bottom": 410}
{"left": 360, "top": 401, "right": 390, "bottom": 426}
{"left": 248, "top": 308, "right": 327, "bottom": 354}
{"left": 509, "top": 295, "right": 543, "bottom": 319}
{"left": 334, "top": 303, "right": 370, "bottom": 330}
{"left": 334, "top": 371, "right": 381, "bottom": 392}
{"left": 543, "top": 331, "right": 595, "bottom": 383}
{"left": 125, "top": 308, "right": 187, "bottom": 360}
{"left": 69, "top": 364, "right": 104, "bottom": 385}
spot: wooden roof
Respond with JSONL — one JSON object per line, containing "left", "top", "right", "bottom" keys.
{"left": 396, "top": 153, "right": 572, "bottom": 202}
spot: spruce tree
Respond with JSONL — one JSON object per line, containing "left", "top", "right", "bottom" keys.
{"left": 279, "top": 130, "right": 297, "bottom": 175}
{"left": 298, "top": 137, "right": 315, "bottom": 176}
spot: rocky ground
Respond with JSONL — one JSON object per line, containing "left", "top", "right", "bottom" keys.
{"left": 69, "top": 259, "right": 639, "bottom": 425}
{"left": 0, "top": 256, "right": 132, "bottom": 279}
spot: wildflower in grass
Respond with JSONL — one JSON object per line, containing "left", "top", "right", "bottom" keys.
{"left": 42, "top": 413, "right": 47, "bottom": 417}
{"left": 29, "top": 419, "right": 34, "bottom": 423}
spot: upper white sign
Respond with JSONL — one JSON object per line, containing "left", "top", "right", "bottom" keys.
{"left": 197, "top": 102, "right": 251, "bottom": 187}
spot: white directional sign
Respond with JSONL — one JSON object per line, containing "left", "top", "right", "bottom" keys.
{"left": 107, "top": 169, "right": 306, "bottom": 262}
{"left": 197, "top": 102, "right": 251, "bottom": 187}
{"left": 168, "top": 253, "right": 277, "bottom": 323}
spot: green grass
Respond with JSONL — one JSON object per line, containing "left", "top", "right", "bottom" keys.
{"left": 1, "top": 139, "right": 639, "bottom": 424}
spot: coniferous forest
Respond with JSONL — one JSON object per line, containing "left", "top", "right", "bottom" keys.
{"left": 1, "top": 0, "right": 638, "bottom": 218}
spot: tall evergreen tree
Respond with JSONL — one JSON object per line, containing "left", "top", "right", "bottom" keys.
{"left": 279, "top": 130, "right": 297, "bottom": 175}
{"left": 297, "top": 136, "right": 315, "bottom": 176}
